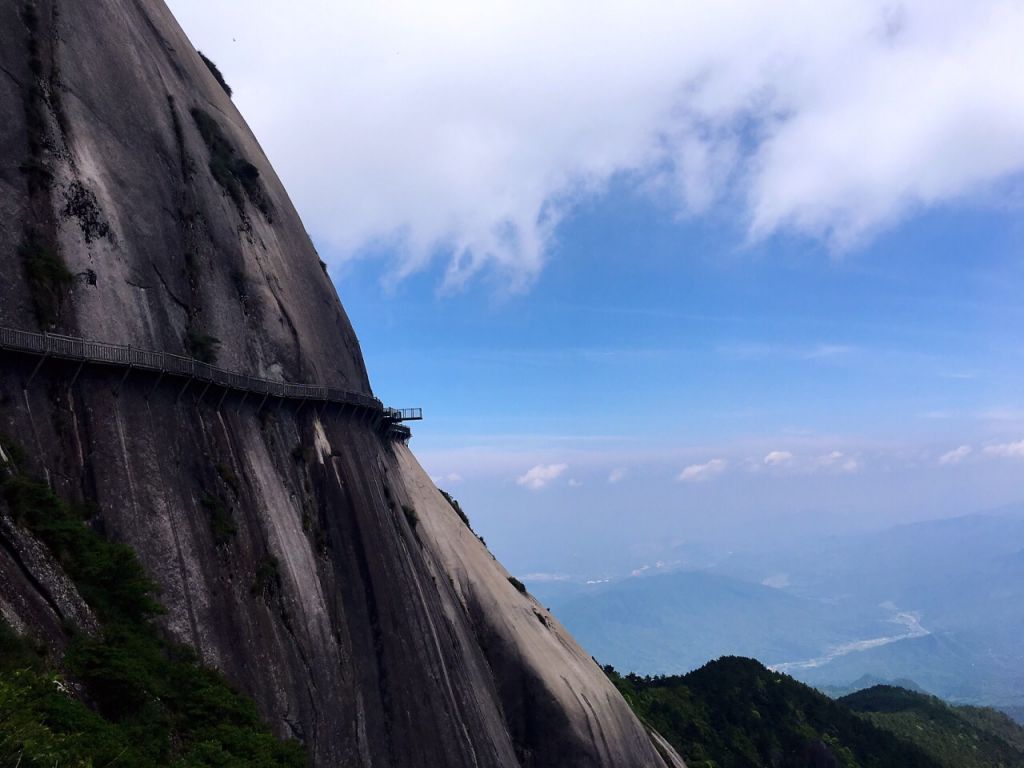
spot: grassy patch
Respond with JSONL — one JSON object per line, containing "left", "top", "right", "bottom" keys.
{"left": 0, "top": 471, "right": 306, "bottom": 766}
{"left": 507, "top": 576, "right": 527, "bottom": 594}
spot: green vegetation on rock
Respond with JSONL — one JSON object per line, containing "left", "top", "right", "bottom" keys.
{"left": 185, "top": 327, "right": 222, "bottom": 364}
{"left": 440, "top": 489, "right": 473, "bottom": 530}
{"left": 20, "top": 236, "right": 72, "bottom": 328}
{"left": 198, "top": 51, "right": 233, "bottom": 97}
{"left": 191, "top": 108, "right": 269, "bottom": 216}
{"left": 0, "top": 470, "right": 306, "bottom": 766}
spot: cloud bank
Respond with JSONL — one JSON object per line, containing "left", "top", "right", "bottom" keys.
{"left": 984, "top": 440, "right": 1024, "bottom": 459}
{"left": 171, "top": 0, "right": 1024, "bottom": 287}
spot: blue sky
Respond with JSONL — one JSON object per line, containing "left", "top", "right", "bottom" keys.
{"left": 336, "top": 186, "right": 1024, "bottom": 577}
{"left": 169, "top": 0, "right": 1024, "bottom": 579}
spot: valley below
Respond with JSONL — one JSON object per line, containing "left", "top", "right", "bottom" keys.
{"left": 530, "top": 505, "right": 1024, "bottom": 718}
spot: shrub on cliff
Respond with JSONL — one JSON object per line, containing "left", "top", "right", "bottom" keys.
{"left": 0, "top": 469, "right": 306, "bottom": 766}
{"left": 198, "top": 51, "right": 233, "bottom": 97}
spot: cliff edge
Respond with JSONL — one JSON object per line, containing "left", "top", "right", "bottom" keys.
{"left": 0, "top": 1, "right": 685, "bottom": 765}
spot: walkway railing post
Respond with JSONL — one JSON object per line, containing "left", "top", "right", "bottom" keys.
{"left": 116, "top": 350, "right": 133, "bottom": 395}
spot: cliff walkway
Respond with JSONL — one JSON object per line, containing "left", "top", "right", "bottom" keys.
{"left": 0, "top": 326, "right": 421, "bottom": 442}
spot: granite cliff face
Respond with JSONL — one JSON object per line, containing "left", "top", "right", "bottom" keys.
{"left": 0, "top": 1, "right": 685, "bottom": 765}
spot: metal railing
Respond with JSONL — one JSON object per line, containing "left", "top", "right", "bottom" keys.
{"left": 0, "top": 326, "right": 421, "bottom": 434}
{"left": 385, "top": 408, "right": 423, "bottom": 422}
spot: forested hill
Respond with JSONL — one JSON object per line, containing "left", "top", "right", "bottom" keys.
{"left": 607, "top": 656, "right": 1024, "bottom": 768}
{"left": 841, "top": 685, "right": 1024, "bottom": 768}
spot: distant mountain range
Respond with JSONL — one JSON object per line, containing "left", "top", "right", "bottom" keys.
{"left": 608, "top": 656, "right": 1024, "bottom": 768}
{"left": 536, "top": 506, "right": 1024, "bottom": 712}
{"left": 539, "top": 568, "right": 888, "bottom": 673}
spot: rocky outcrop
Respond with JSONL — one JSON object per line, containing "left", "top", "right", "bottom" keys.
{"left": 0, "top": 0, "right": 685, "bottom": 765}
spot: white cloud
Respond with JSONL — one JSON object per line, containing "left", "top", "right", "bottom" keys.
{"left": 607, "top": 467, "right": 628, "bottom": 484}
{"left": 522, "top": 572, "right": 571, "bottom": 583}
{"left": 431, "top": 472, "right": 464, "bottom": 486}
{"left": 814, "top": 451, "right": 844, "bottom": 467}
{"left": 983, "top": 440, "right": 1024, "bottom": 459}
{"left": 763, "top": 451, "right": 794, "bottom": 467}
{"left": 568, "top": 478, "right": 583, "bottom": 487}
{"left": 939, "top": 445, "right": 972, "bottom": 465}
{"left": 678, "top": 458, "right": 727, "bottom": 483}
{"left": 820, "top": 451, "right": 861, "bottom": 473}
{"left": 170, "top": 0, "right": 1024, "bottom": 288}
{"left": 516, "top": 463, "right": 569, "bottom": 490}
{"left": 762, "top": 574, "right": 791, "bottom": 589}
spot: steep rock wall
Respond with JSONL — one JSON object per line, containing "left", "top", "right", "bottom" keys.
{"left": 0, "top": 0, "right": 686, "bottom": 765}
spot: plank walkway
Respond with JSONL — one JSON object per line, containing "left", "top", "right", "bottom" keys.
{"left": 0, "top": 326, "right": 420, "bottom": 441}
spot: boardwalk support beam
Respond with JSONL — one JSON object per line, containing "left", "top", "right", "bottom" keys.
{"left": 26, "top": 349, "right": 49, "bottom": 387}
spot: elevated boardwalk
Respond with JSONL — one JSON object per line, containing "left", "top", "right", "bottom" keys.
{"left": 0, "top": 326, "right": 421, "bottom": 441}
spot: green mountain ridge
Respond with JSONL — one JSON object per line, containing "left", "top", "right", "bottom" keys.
{"left": 607, "top": 656, "right": 1024, "bottom": 768}
{"left": 841, "top": 686, "right": 1024, "bottom": 768}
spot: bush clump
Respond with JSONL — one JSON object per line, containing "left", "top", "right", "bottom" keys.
{"left": 402, "top": 504, "right": 419, "bottom": 530}
{"left": 252, "top": 556, "right": 280, "bottom": 598}
{"left": 185, "top": 327, "right": 221, "bottom": 364}
{"left": 62, "top": 181, "right": 111, "bottom": 243}
{"left": 215, "top": 462, "right": 241, "bottom": 497}
{"left": 507, "top": 576, "right": 527, "bottom": 594}
{"left": 0, "top": 469, "right": 306, "bottom": 766}
{"left": 190, "top": 108, "right": 269, "bottom": 216}
{"left": 200, "top": 491, "right": 236, "bottom": 546}
{"left": 0, "top": 433, "right": 27, "bottom": 469}
{"left": 198, "top": 51, "right": 233, "bottom": 97}
{"left": 20, "top": 236, "right": 72, "bottom": 328}
{"left": 440, "top": 489, "right": 472, "bottom": 530}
